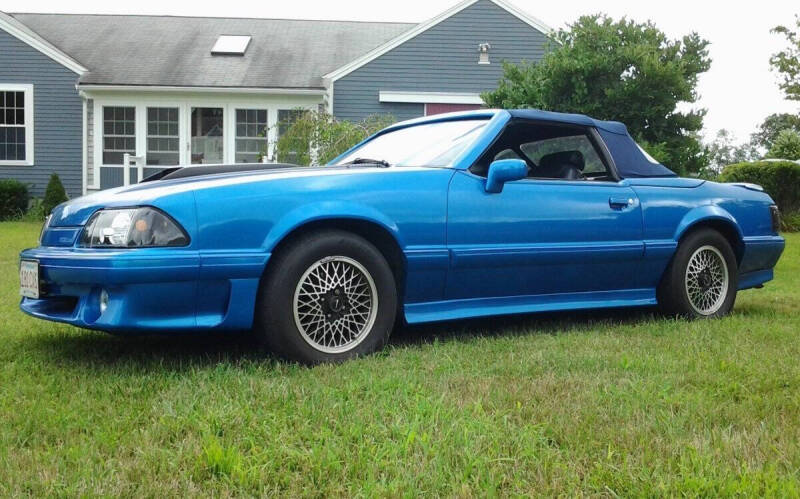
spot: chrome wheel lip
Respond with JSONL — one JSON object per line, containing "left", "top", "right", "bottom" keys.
{"left": 684, "top": 244, "right": 729, "bottom": 316}
{"left": 293, "top": 255, "right": 378, "bottom": 354}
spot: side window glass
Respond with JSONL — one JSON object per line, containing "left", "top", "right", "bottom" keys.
{"left": 470, "top": 122, "right": 612, "bottom": 180}
{"left": 521, "top": 135, "right": 610, "bottom": 180}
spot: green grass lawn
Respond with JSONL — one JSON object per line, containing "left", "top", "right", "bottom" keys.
{"left": 1, "top": 221, "right": 798, "bottom": 496}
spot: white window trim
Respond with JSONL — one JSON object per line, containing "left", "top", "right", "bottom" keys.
{"left": 379, "top": 91, "right": 483, "bottom": 105}
{"left": 88, "top": 92, "right": 320, "bottom": 188}
{"left": 232, "top": 107, "right": 270, "bottom": 163}
{"left": 0, "top": 83, "right": 34, "bottom": 166}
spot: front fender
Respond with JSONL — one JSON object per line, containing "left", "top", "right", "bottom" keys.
{"left": 262, "top": 201, "right": 405, "bottom": 252}
{"left": 673, "top": 205, "right": 743, "bottom": 242}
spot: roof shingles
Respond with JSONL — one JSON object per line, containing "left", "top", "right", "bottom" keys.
{"left": 10, "top": 13, "right": 416, "bottom": 88}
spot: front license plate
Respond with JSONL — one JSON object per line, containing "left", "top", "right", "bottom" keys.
{"left": 19, "top": 260, "right": 40, "bottom": 299}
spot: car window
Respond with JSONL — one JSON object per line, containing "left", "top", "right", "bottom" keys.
{"left": 472, "top": 121, "right": 613, "bottom": 181}
{"left": 521, "top": 135, "right": 608, "bottom": 176}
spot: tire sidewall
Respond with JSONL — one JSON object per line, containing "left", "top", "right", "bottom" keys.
{"left": 258, "top": 230, "right": 397, "bottom": 363}
{"left": 668, "top": 229, "right": 738, "bottom": 318}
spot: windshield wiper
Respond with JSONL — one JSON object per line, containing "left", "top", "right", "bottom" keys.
{"left": 341, "top": 158, "right": 391, "bottom": 168}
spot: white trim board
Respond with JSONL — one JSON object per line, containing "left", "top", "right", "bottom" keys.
{"left": 78, "top": 84, "right": 325, "bottom": 96}
{"left": 379, "top": 91, "right": 483, "bottom": 105}
{"left": 0, "top": 12, "right": 87, "bottom": 74}
{"left": 323, "top": 0, "right": 554, "bottom": 84}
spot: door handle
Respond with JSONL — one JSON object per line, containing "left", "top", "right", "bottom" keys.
{"left": 609, "top": 196, "right": 633, "bottom": 208}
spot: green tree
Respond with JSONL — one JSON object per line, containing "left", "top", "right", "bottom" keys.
{"left": 482, "top": 14, "right": 711, "bottom": 175}
{"left": 771, "top": 16, "right": 800, "bottom": 101}
{"left": 42, "top": 173, "right": 68, "bottom": 216}
{"left": 705, "top": 129, "right": 758, "bottom": 173}
{"left": 275, "top": 111, "right": 396, "bottom": 166}
{"left": 751, "top": 113, "right": 800, "bottom": 150}
{"left": 767, "top": 129, "right": 800, "bottom": 160}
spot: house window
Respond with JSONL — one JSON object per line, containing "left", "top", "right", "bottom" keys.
{"left": 235, "top": 109, "right": 267, "bottom": 163}
{"left": 278, "top": 109, "right": 306, "bottom": 137}
{"left": 0, "top": 85, "right": 34, "bottom": 165}
{"left": 103, "top": 106, "right": 136, "bottom": 164}
{"left": 146, "top": 107, "right": 179, "bottom": 166}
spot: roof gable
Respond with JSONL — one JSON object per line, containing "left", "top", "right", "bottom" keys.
{"left": 0, "top": 11, "right": 87, "bottom": 74}
{"left": 323, "top": 0, "right": 554, "bottom": 83}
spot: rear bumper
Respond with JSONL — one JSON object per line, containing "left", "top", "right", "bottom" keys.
{"left": 738, "top": 235, "right": 785, "bottom": 290}
{"left": 19, "top": 246, "right": 268, "bottom": 333}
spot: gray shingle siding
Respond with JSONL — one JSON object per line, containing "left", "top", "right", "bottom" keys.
{"left": 332, "top": 0, "right": 549, "bottom": 121}
{"left": 0, "top": 28, "right": 82, "bottom": 198}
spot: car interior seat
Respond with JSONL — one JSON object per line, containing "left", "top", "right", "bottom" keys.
{"left": 534, "top": 151, "right": 585, "bottom": 180}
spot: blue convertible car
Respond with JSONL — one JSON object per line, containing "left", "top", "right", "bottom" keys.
{"left": 20, "top": 109, "right": 785, "bottom": 363}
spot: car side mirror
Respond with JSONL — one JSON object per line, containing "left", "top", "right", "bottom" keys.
{"left": 485, "top": 159, "right": 528, "bottom": 193}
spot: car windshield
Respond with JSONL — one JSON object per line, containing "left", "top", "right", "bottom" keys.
{"left": 332, "top": 119, "right": 488, "bottom": 167}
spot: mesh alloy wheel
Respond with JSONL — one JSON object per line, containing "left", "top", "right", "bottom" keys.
{"left": 684, "top": 245, "right": 730, "bottom": 316}
{"left": 292, "top": 256, "right": 379, "bottom": 354}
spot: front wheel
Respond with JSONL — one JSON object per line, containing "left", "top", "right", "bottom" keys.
{"left": 658, "top": 228, "right": 738, "bottom": 318}
{"left": 255, "top": 230, "right": 397, "bottom": 364}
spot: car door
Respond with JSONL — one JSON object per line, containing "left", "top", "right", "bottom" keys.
{"left": 445, "top": 122, "right": 644, "bottom": 301}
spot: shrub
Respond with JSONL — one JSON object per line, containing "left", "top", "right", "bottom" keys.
{"left": 0, "top": 179, "right": 29, "bottom": 221}
{"left": 42, "top": 173, "right": 68, "bottom": 216}
{"left": 275, "top": 110, "right": 396, "bottom": 166}
{"left": 719, "top": 160, "right": 800, "bottom": 213}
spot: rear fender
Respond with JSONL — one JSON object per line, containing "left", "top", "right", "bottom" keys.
{"left": 673, "top": 205, "right": 743, "bottom": 244}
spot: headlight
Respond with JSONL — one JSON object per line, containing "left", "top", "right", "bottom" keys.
{"left": 79, "top": 207, "right": 189, "bottom": 248}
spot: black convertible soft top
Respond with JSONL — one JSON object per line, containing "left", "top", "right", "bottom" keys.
{"left": 509, "top": 109, "right": 677, "bottom": 178}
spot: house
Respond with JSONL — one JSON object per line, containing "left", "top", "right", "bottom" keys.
{"left": 0, "top": 0, "right": 551, "bottom": 197}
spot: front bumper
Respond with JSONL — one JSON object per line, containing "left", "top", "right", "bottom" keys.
{"left": 19, "top": 246, "right": 269, "bottom": 333}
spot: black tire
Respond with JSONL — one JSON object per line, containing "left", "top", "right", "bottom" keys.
{"left": 657, "top": 228, "right": 738, "bottom": 318}
{"left": 255, "top": 229, "right": 397, "bottom": 364}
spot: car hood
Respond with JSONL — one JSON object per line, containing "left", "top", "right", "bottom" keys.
{"left": 47, "top": 165, "right": 426, "bottom": 227}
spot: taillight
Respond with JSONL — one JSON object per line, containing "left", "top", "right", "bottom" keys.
{"left": 770, "top": 205, "right": 781, "bottom": 233}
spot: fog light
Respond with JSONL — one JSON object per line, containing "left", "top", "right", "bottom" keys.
{"left": 99, "top": 289, "right": 109, "bottom": 314}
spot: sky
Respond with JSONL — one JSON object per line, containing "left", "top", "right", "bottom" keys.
{"left": 4, "top": 0, "right": 799, "bottom": 143}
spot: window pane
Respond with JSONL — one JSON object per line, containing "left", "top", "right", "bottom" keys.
{"left": 278, "top": 109, "right": 306, "bottom": 137}
{"left": 0, "top": 91, "right": 26, "bottom": 160}
{"left": 102, "top": 106, "right": 136, "bottom": 165}
{"left": 235, "top": 108, "right": 268, "bottom": 163}
{"left": 146, "top": 107, "right": 179, "bottom": 166}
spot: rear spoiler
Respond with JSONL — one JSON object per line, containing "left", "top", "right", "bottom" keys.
{"left": 729, "top": 182, "right": 764, "bottom": 192}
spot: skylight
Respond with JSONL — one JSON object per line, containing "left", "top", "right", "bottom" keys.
{"left": 211, "top": 35, "right": 252, "bottom": 56}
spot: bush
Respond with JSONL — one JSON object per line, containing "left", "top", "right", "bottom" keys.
{"left": 719, "top": 160, "right": 800, "bottom": 213}
{"left": 0, "top": 179, "right": 29, "bottom": 221}
{"left": 275, "top": 110, "right": 396, "bottom": 166}
{"left": 782, "top": 211, "right": 800, "bottom": 232}
{"left": 42, "top": 173, "right": 68, "bottom": 216}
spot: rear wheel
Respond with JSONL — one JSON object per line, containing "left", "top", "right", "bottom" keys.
{"left": 658, "top": 228, "right": 738, "bottom": 318}
{"left": 255, "top": 230, "right": 397, "bottom": 364}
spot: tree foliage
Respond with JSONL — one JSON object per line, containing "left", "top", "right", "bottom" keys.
{"left": 482, "top": 14, "right": 711, "bottom": 175}
{"left": 771, "top": 16, "right": 800, "bottom": 101}
{"left": 705, "top": 129, "right": 758, "bottom": 173}
{"left": 275, "top": 111, "right": 396, "bottom": 166}
{"left": 767, "top": 129, "right": 800, "bottom": 160}
{"left": 751, "top": 113, "right": 800, "bottom": 150}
